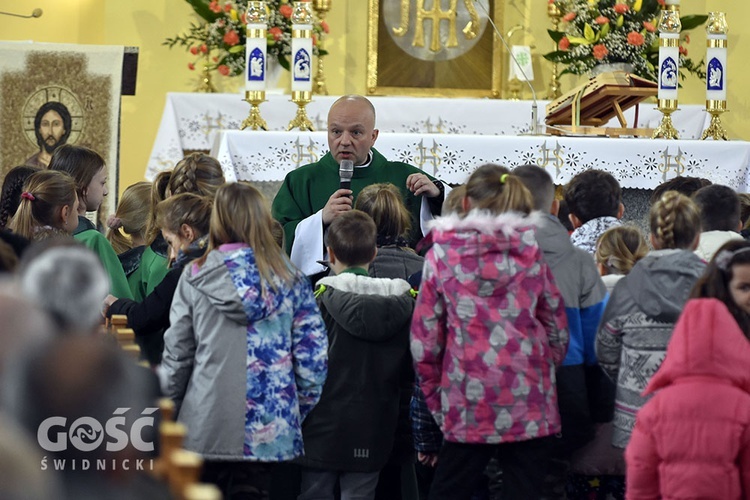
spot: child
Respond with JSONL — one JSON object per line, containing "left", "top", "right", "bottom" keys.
{"left": 48, "top": 144, "right": 133, "bottom": 299}
{"left": 138, "top": 170, "right": 173, "bottom": 299}
{"left": 411, "top": 164, "right": 568, "bottom": 500}
{"left": 8, "top": 170, "right": 79, "bottom": 240}
{"left": 161, "top": 182, "right": 328, "bottom": 499}
{"left": 104, "top": 193, "right": 212, "bottom": 365}
{"left": 595, "top": 225, "right": 649, "bottom": 294}
{"left": 564, "top": 169, "right": 624, "bottom": 254}
{"left": 355, "top": 182, "right": 424, "bottom": 280}
{"left": 167, "top": 152, "right": 226, "bottom": 198}
{"left": 596, "top": 191, "right": 705, "bottom": 450}
{"left": 298, "top": 209, "right": 415, "bottom": 500}
{"left": 0, "top": 165, "right": 40, "bottom": 229}
{"left": 692, "top": 184, "right": 744, "bottom": 261}
{"left": 106, "top": 181, "right": 152, "bottom": 301}
{"left": 625, "top": 298, "right": 750, "bottom": 499}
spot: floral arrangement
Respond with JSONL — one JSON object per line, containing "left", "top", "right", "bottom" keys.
{"left": 544, "top": 0, "right": 706, "bottom": 82}
{"left": 165, "top": 0, "right": 328, "bottom": 77}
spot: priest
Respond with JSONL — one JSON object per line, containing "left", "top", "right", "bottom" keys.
{"left": 272, "top": 95, "right": 447, "bottom": 276}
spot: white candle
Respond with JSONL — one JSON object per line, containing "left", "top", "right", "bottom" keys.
{"left": 706, "top": 13, "right": 728, "bottom": 102}
{"left": 245, "top": 23, "right": 267, "bottom": 92}
{"left": 291, "top": 1, "right": 313, "bottom": 92}
{"left": 658, "top": 33, "right": 680, "bottom": 101}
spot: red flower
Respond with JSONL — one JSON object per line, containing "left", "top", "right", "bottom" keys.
{"left": 190, "top": 46, "right": 198, "bottom": 55}
{"left": 321, "top": 20, "right": 330, "bottom": 34}
{"left": 269, "top": 26, "right": 283, "bottom": 42}
{"left": 209, "top": 1, "right": 221, "bottom": 13}
{"left": 643, "top": 21, "right": 656, "bottom": 33}
{"left": 614, "top": 3, "right": 629, "bottom": 14}
{"left": 627, "top": 31, "right": 645, "bottom": 46}
{"left": 218, "top": 65, "right": 230, "bottom": 76}
{"left": 595, "top": 16, "right": 610, "bottom": 25}
{"left": 224, "top": 3, "right": 232, "bottom": 12}
{"left": 559, "top": 36, "right": 570, "bottom": 51}
{"left": 657, "top": 0, "right": 665, "bottom": 5}
{"left": 679, "top": 46, "right": 688, "bottom": 56}
{"left": 241, "top": 12, "right": 247, "bottom": 25}
{"left": 279, "top": 4, "right": 293, "bottom": 19}
{"left": 213, "top": 56, "right": 219, "bottom": 62}
{"left": 188, "top": 62, "right": 195, "bottom": 71}
{"left": 563, "top": 12, "right": 576, "bottom": 22}
{"left": 312, "top": 35, "right": 317, "bottom": 46}
{"left": 223, "top": 30, "right": 240, "bottom": 46}
{"left": 593, "top": 44, "right": 608, "bottom": 60}
{"left": 200, "top": 44, "right": 208, "bottom": 54}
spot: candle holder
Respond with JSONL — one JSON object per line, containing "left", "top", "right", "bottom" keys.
{"left": 312, "top": 0, "right": 331, "bottom": 95}
{"left": 653, "top": 2, "right": 681, "bottom": 140}
{"left": 241, "top": 91, "right": 269, "bottom": 131}
{"left": 197, "top": 54, "right": 217, "bottom": 93}
{"left": 702, "top": 12, "right": 728, "bottom": 141}
{"left": 653, "top": 99, "right": 679, "bottom": 140}
{"left": 546, "top": 1, "right": 563, "bottom": 100}
{"left": 287, "top": 90, "right": 314, "bottom": 131}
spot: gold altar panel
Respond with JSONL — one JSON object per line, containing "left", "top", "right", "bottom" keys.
{"left": 367, "top": 0, "right": 503, "bottom": 98}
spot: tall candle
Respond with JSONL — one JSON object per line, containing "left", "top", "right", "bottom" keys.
{"left": 706, "top": 12, "right": 728, "bottom": 102}
{"left": 657, "top": 6, "right": 681, "bottom": 101}
{"left": 245, "top": 1, "right": 268, "bottom": 92}
{"left": 291, "top": 1, "right": 313, "bottom": 93}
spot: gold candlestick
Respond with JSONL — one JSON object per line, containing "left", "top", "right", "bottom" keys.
{"left": 241, "top": 91, "right": 269, "bottom": 130}
{"left": 197, "top": 54, "right": 217, "bottom": 93}
{"left": 287, "top": 90, "right": 314, "bottom": 131}
{"left": 312, "top": 0, "right": 330, "bottom": 95}
{"left": 653, "top": 99, "right": 679, "bottom": 140}
{"left": 546, "top": 1, "right": 563, "bottom": 100}
{"left": 701, "top": 100, "right": 728, "bottom": 141}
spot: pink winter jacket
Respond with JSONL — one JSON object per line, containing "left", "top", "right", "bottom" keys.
{"left": 625, "top": 298, "right": 750, "bottom": 500}
{"left": 410, "top": 211, "right": 569, "bottom": 444}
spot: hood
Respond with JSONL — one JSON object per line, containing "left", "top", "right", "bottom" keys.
{"left": 186, "top": 245, "right": 282, "bottom": 325}
{"left": 645, "top": 298, "right": 750, "bottom": 395}
{"left": 317, "top": 273, "right": 414, "bottom": 342}
{"left": 694, "top": 230, "right": 744, "bottom": 262}
{"left": 533, "top": 213, "right": 576, "bottom": 268}
{"left": 625, "top": 249, "right": 706, "bottom": 322}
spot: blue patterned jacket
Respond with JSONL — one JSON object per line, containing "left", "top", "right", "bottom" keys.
{"left": 162, "top": 243, "right": 328, "bottom": 461}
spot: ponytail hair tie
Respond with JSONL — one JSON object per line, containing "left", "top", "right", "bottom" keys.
{"left": 21, "top": 192, "right": 35, "bottom": 201}
{"left": 499, "top": 174, "right": 509, "bottom": 184}
{"left": 107, "top": 215, "right": 123, "bottom": 230}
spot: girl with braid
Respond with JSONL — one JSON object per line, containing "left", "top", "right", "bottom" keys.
{"left": 166, "top": 152, "right": 225, "bottom": 198}
{"left": 596, "top": 191, "right": 706, "bottom": 452}
{"left": 0, "top": 165, "right": 40, "bottom": 229}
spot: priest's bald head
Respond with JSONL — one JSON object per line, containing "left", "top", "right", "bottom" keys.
{"left": 327, "top": 95, "right": 379, "bottom": 166}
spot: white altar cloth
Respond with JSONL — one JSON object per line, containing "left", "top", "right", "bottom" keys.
{"left": 147, "top": 92, "right": 711, "bottom": 179}
{"left": 210, "top": 131, "right": 750, "bottom": 191}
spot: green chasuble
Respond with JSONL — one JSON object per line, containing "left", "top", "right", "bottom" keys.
{"left": 73, "top": 216, "right": 134, "bottom": 300}
{"left": 272, "top": 148, "right": 437, "bottom": 254}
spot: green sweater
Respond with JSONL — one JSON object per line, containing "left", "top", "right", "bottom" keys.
{"left": 73, "top": 216, "right": 133, "bottom": 300}
{"left": 133, "top": 243, "right": 170, "bottom": 298}
{"left": 272, "top": 149, "right": 438, "bottom": 254}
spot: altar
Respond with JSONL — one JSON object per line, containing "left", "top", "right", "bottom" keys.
{"left": 146, "top": 92, "right": 713, "bottom": 179}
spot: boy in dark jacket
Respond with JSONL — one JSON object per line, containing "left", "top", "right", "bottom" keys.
{"left": 298, "top": 210, "right": 415, "bottom": 500}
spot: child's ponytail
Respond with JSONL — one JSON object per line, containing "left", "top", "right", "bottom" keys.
{"left": 465, "top": 164, "right": 533, "bottom": 216}
{"left": 649, "top": 191, "right": 701, "bottom": 249}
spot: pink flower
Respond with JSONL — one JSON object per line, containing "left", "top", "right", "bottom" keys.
{"left": 563, "top": 12, "right": 576, "bottom": 22}
{"left": 627, "top": 31, "right": 645, "bottom": 46}
{"left": 321, "top": 20, "right": 330, "bottom": 34}
{"left": 213, "top": 56, "right": 219, "bottom": 62}
{"left": 223, "top": 30, "right": 240, "bottom": 46}
{"left": 188, "top": 62, "right": 195, "bottom": 71}
{"left": 279, "top": 4, "right": 293, "bottom": 19}
{"left": 209, "top": 1, "right": 221, "bottom": 13}
{"left": 559, "top": 36, "right": 570, "bottom": 51}
{"left": 200, "top": 44, "right": 208, "bottom": 54}
{"left": 593, "top": 44, "right": 608, "bottom": 60}
{"left": 679, "top": 46, "right": 688, "bottom": 56}
{"left": 269, "top": 26, "right": 283, "bottom": 42}
{"left": 189, "top": 46, "right": 198, "bottom": 55}
{"left": 224, "top": 3, "right": 232, "bottom": 12}
{"left": 614, "top": 3, "right": 629, "bottom": 14}
{"left": 218, "top": 65, "right": 230, "bottom": 76}
{"left": 595, "top": 16, "right": 610, "bottom": 25}
{"left": 643, "top": 21, "right": 656, "bottom": 32}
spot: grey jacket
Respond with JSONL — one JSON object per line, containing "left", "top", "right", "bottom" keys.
{"left": 595, "top": 249, "right": 706, "bottom": 448}
{"left": 368, "top": 246, "right": 424, "bottom": 281}
{"left": 161, "top": 245, "right": 328, "bottom": 461}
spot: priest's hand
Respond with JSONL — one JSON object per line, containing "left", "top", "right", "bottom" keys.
{"left": 322, "top": 189, "right": 353, "bottom": 225}
{"left": 406, "top": 173, "right": 440, "bottom": 198}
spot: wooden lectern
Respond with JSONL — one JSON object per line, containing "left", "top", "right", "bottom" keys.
{"left": 545, "top": 71, "right": 657, "bottom": 137}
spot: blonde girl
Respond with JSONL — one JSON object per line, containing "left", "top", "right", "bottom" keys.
{"left": 596, "top": 191, "right": 705, "bottom": 450}
{"left": 167, "top": 152, "right": 225, "bottom": 199}
{"left": 48, "top": 144, "right": 133, "bottom": 299}
{"left": 595, "top": 225, "right": 649, "bottom": 294}
{"left": 411, "top": 164, "right": 568, "bottom": 500}
{"left": 161, "top": 182, "right": 328, "bottom": 498}
{"left": 8, "top": 170, "right": 79, "bottom": 240}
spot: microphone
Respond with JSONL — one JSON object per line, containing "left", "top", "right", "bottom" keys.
{"left": 475, "top": 0, "right": 540, "bottom": 135}
{"left": 339, "top": 159, "right": 354, "bottom": 191}
{"left": 0, "top": 8, "right": 43, "bottom": 18}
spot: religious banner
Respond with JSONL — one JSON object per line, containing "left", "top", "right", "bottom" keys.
{"left": 366, "top": 0, "right": 503, "bottom": 97}
{"left": 0, "top": 42, "right": 123, "bottom": 216}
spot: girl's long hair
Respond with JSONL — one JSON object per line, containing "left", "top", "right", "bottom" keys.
{"left": 106, "top": 182, "right": 151, "bottom": 254}
{"left": 145, "top": 170, "right": 172, "bottom": 245}
{"left": 0, "top": 165, "right": 41, "bottom": 229}
{"left": 155, "top": 193, "right": 212, "bottom": 238}
{"left": 465, "top": 164, "right": 533, "bottom": 215}
{"left": 8, "top": 170, "right": 77, "bottom": 239}
{"left": 354, "top": 182, "right": 411, "bottom": 245}
{"left": 48, "top": 144, "right": 105, "bottom": 211}
{"left": 691, "top": 239, "right": 750, "bottom": 338}
{"left": 649, "top": 191, "right": 701, "bottom": 250}
{"left": 196, "top": 182, "right": 292, "bottom": 288}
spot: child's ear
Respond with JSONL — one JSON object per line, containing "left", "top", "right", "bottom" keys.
{"left": 569, "top": 213, "right": 583, "bottom": 229}
{"left": 180, "top": 223, "right": 195, "bottom": 242}
{"left": 461, "top": 196, "right": 471, "bottom": 214}
{"left": 617, "top": 202, "right": 625, "bottom": 220}
{"left": 550, "top": 199, "right": 560, "bottom": 217}
{"left": 60, "top": 205, "right": 70, "bottom": 226}
{"left": 327, "top": 246, "right": 337, "bottom": 266}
